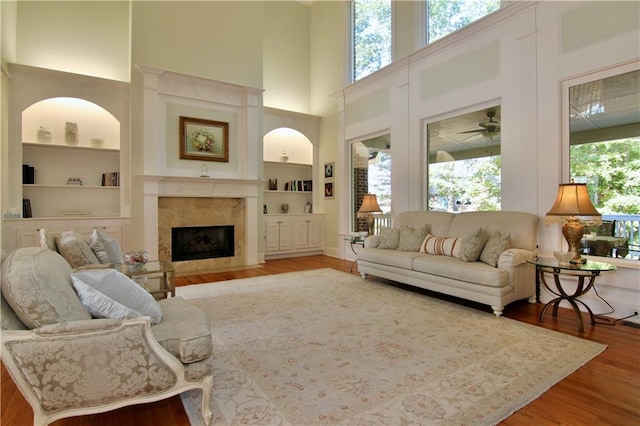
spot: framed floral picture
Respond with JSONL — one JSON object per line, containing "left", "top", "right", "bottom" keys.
{"left": 179, "top": 116, "right": 229, "bottom": 162}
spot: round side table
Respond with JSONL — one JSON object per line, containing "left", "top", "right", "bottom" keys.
{"left": 529, "top": 258, "right": 616, "bottom": 333}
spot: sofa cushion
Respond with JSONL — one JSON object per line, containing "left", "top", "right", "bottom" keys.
{"left": 1, "top": 247, "right": 91, "bottom": 328}
{"left": 378, "top": 227, "right": 400, "bottom": 249}
{"left": 480, "top": 232, "right": 511, "bottom": 267}
{"left": 358, "top": 247, "right": 421, "bottom": 270}
{"left": 398, "top": 225, "right": 430, "bottom": 252}
{"left": 457, "top": 229, "right": 489, "bottom": 262}
{"left": 152, "top": 297, "right": 212, "bottom": 363}
{"left": 70, "top": 269, "right": 162, "bottom": 324}
{"left": 419, "top": 234, "right": 460, "bottom": 256}
{"left": 412, "top": 254, "right": 508, "bottom": 288}
{"left": 89, "top": 228, "right": 124, "bottom": 264}
{"left": 56, "top": 231, "right": 101, "bottom": 268}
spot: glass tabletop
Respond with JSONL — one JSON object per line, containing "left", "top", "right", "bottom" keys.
{"left": 529, "top": 257, "right": 616, "bottom": 272}
{"left": 112, "top": 260, "right": 175, "bottom": 276}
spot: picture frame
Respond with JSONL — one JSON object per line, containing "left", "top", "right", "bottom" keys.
{"left": 324, "top": 182, "right": 334, "bottom": 199}
{"left": 179, "top": 116, "right": 229, "bottom": 162}
{"left": 324, "top": 161, "right": 335, "bottom": 179}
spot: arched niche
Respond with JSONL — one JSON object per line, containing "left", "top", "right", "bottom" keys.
{"left": 263, "top": 127, "right": 312, "bottom": 164}
{"left": 22, "top": 97, "right": 120, "bottom": 149}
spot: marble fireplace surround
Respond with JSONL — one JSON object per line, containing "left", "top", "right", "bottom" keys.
{"left": 140, "top": 175, "right": 261, "bottom": 275}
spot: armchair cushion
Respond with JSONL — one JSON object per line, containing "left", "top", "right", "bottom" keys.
{"left": 89, "top": 228, "right": 124, "bottom": 264}
{"left": 71, "top": 269, "right": 162, "bottom": 324}
{"left": 153, "top": 297, "right": 212, "bottom": 363}
{"left": 1, "top": 247, "right": 90, "bottom": 328}
{"left": 55, "top": 231, "right": 100, "bottom": 268}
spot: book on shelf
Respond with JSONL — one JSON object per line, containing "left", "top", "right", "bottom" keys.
{"left": 101, "top": 172, "right": 120, "bottom": 187}
{"left": 22, "top": 164, "right": 36, "bottom": 184}
{"left": 22, "top": 199, "right": 32, "bottom": 218}
{"left": 283, "top": 180, "right": 312, "bottom": 192}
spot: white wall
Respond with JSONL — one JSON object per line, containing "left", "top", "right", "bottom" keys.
{"left": 336, "top": 1, "right": 640, "bottom": 319}
{"left": 13, "top": 1, "right": 130, "bottom": 82}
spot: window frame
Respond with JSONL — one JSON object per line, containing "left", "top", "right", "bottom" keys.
{"left": 560, "top": 61, "right": 640, "bottom": 265}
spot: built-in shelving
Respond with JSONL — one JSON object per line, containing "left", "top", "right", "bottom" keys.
{"left": 263, "top": 161, "right": 313, "bottom": 214}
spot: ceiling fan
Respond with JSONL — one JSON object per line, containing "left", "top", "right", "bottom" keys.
{"left": 458, "top": 110, "right": 501, "bottom": 140}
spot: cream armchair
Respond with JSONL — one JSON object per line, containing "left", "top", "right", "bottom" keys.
{"left": 1, "top": 247, "right": 213, "bottom": 425}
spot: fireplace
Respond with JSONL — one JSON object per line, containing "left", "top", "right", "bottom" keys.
{"left": 171, "top": 225, "right": 235, "bottom": 262}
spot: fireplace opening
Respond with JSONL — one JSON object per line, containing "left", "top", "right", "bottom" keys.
{"left": 171, "top": 225, "right": 234, "bottom": 262}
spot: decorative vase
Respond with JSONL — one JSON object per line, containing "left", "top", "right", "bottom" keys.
{"left": 37, "top": 126, "right": 52, "bottom": 143}
{"left": 280, "top": 151, "right": 289, "bottom": 163}
{"left": 65, "top": 122, "right": 79, "bottom": 145}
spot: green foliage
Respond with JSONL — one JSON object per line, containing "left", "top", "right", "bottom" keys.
{"left": 570, "top": 138, "right": 640, "bottom": 214}
{"left": 353, "top": 0, "right": 392, "bottom": 81}
{"left": 428, "top": 156, "right": 501, "bottom": 211}
{"left": 427, "top": 0, "right": 500, "bottom": 43}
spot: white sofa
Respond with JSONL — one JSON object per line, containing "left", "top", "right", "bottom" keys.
{"left": 357, "top": 210, "right": 539, "bottom": 316}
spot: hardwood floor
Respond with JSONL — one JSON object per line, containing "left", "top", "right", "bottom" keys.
{"left": 2, "top": 255, "right": 638, "bottom": 425}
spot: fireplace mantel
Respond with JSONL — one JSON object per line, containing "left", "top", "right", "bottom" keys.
{"left": 135, "top": 65, "right": 263, "bottom": 269}
{"left": 139, "top": 175, "right": 261, "bottom": 267}
{"left": 138, "top": 175, "right": 262, "bottom": 198}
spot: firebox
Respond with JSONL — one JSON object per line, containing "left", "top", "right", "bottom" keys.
{"left": 171, "top": 225, "right": 234, "bottom": 262}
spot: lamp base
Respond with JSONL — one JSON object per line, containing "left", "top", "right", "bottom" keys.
{"left": 366, "top": 213, "right": 374, "bottom": 236}
{"left": 563, "top": 217, "right": 585, "bottom": 264}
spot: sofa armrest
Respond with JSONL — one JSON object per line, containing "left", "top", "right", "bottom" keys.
{"left": 364, "top": 235, "right": 380, "bottom": 248}
{"left": 497, "top": 248, "right": 536, "bottom": 300}
{"left": 1, "top": 317, "right": 182, "bottom": 418}
{"left": 498, "top": 248, "right": 534, "bottom": 268}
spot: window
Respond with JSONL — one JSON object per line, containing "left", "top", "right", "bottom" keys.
{"left": 426, "top": 107, "right": 501, "bottom": 212}
{"left": 568, "top": 69, "right": 640, "bottom": 260}
{"left": 353, "top": 0, "right": 392, "bottom": 82}
{"left": 351, "top": 135, "right": 391, "bottom": 233}
{"left": 426, "top": 0, "right": 500, "bottom": 44}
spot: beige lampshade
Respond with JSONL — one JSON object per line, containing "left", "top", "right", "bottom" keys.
{"left": 358, "top": 194, "right": 382, "bottom": 214}
{"left": 546, "top": 183, "right": 601, "bottom": 219}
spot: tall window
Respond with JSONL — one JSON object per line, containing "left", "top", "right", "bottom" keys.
{"left": 427, "top": 0, "right": 500, "bottom": 44}
{"left": 427, "top": 107, "right": 501, "bottom": 212}
{"left": 353, "top": 0, "right": 392, "bottom": 81}
{"left": 352, "top": 136, "right": 391, "bottom": 232}
{"left": 569, "top": 69, "right": 640, "bottom": 259}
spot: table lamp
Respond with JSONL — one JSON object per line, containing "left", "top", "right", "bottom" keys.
{"left": 358, "top": 194, "right": 382, "bottom": 236}
{"left": 546, "top": 182, "right": 601, "bottom": 264}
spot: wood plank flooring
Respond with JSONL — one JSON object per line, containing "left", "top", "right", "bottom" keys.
{"left": 2, "top": 255, "right": 638, "bottom": 425}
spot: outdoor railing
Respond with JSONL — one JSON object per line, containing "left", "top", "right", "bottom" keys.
{"left": 372, "top": 213, "right": 392, "bottom": 235}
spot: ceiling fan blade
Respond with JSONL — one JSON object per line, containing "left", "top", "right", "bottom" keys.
{"left": 457, "top": 129, "right": 484, "bottom": 134}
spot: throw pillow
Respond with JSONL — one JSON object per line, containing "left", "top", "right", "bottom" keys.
{"left": 419, "top": 234, "right": 460, "bottom": 257}
{"left": 456, "top": 229, "right": 489, "bottom": 262}
{"left": 398, "top": 225, "right": 430, "bottom": 252}
{"left": 1, "top": 247, "right": 91, "bottom": 328}
{"left": 479, "top": 231, "right": 511, "bottom": 267}
{"left": 70, "top": 269, "right": 162, "bottom": 324}
{"left": 89, "top": 228, "right": 124, "bottom": 264}
{"left": 56, "top": 231, "right": 101, "bottom": 268}
{"left": 378, "top": 227, "right": 400, "bottom": 250}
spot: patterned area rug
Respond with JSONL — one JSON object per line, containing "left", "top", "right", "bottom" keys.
{"left": 178, "top": 268, "right": 605, "bottom": 425}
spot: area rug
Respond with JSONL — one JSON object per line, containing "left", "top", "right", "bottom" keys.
{"left": 178, "top": 268, "right": 606, "bottom": 425}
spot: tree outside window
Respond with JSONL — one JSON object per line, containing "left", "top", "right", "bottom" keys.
{"left": 353, "top": 0, "right": 392, "bottom": 82}
{"left": 427, "top": 0, "right": 500, "bottom": 44}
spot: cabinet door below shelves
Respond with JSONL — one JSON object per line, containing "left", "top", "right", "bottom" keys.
{"left": 265, "top": 219, "right": 294, "bottom": 252}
